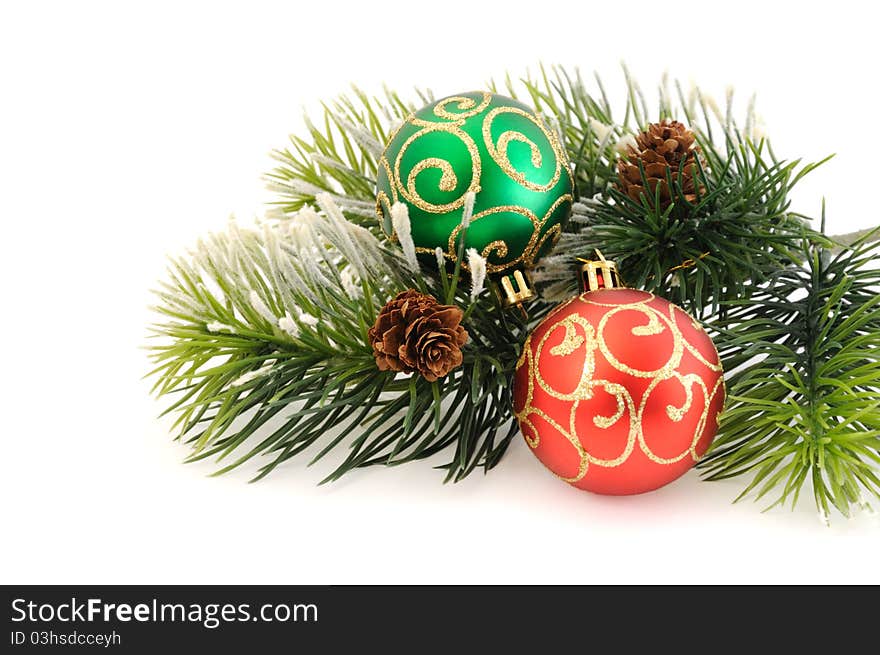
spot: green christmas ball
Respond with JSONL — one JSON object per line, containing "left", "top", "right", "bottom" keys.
{"left": 376, "top": 91, "right": 574, "bottom": 277}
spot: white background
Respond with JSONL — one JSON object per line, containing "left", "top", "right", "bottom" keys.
{"left": 2, "top": 1, "right": 878, "bottom": 585}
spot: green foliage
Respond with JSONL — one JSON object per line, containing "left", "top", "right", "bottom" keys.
{"left": 700, "top": 228, "right": 880, "bottom": 519}
{"left": 574, "top": 142, "right": 829, "bottom": 318}
{"left": 148, "top": 196, "right": 528, "bottom": 482}
{"left": 266, "top": 86, "right": 423, "bottom": 232}
{"left": 518, "top": 66, "right": 831, "bottom": 316}
{"left": 266, "top": 65, "right": 831, "bottom": 318}
{"left": 149, "top": 65, "right": 880, "bottom": 520}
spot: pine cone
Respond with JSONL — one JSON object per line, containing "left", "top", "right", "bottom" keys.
{"left": 368, "top": 289, "right": 468, "bottom": 382}
{"left": 617, "top": 120, "right": 704, "bottom": 209}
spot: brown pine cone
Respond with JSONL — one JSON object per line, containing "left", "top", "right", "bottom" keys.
{"left": 368, "top": 289, "right": 468, "bottom": 382}
{"left": 616, "top": 120, "right": 704, "bottom": 209}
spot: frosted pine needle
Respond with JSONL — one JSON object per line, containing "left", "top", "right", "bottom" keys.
{"left": 588, "top": 117, "right": 613, "bottom": 141}
{"left": 231, "top": 362, "right": 275, "bottom": 388}
{"left": 466, "top": 248, "right": 486, "bottom": 299}
{"left": 278, "top": 312, "right": 300, "bottom": 338}
{"left": 336, "top": 119, "right": 384, "bottom": 158}
{"left": 298, "top": 312, "right": 319, "bottom": 327}
{"left": 614, "top": 133, "right": 637, "bottom": 154}
{"left": 316, "top": 192, "right": 365, "bottom": 277}
{"left": 206, "top": 321, "right": 234, "bottom": 334}
{"left": 461, "top": 191, "right": 476, "bottom": 229}
{"left": 340, "top": 266, "right": 360, "bottom": 299}
{"left": 249, "top": 290, "right": 276, "bottom": 323}
{"left": 391, "top": 202, "right": 418, "bottom": 271}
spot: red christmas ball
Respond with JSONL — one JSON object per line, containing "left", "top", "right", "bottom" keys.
{"left": 513, "top": 288, "right": 725, "bottom": 495}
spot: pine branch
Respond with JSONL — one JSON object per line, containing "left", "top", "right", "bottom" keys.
{"left": 148, "top": 196, "right": 528, "bottom": 482}
{"left": 699, "top": 229, "right": 880, "bottom": 522}
{"left": 829, "top": 227, "right": 880, "bottom": 250}
{"left": 265, "top": 86, "right": 422, "bottom": 232}
{"left": 150, "top": 66, "right": 873, "bottom": 505}
{"left": 264, "top": 66, "right": 825, "bottom": 318}
{"left": 522, "top": 66, "right": 831, "bottom": 315}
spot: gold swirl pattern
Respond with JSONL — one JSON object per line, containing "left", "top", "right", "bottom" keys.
{"left": 482, "top": 106, "right": 565, "bottom": 192}
{"left": 596, "top": 305, "right": 681, "bottom": 379}
{"left": 480, "top": 240, "right": 508, "bottom": 260}
{"left": 376, "top": 92, "right": 574, "bottom": 276}
{"left": 392, "top": 123, "right": 482, "bottom": 214}
{"left": 513, "top": 290, "right": 725, "bottom": 489}
{"left": 429, "top": 193, "right": 572, "bottom": 274}
{"left": 432, "top": 92, "right": 493, "bottom": 120}
{"left": 533, "top": 223, "right": 563, "bottom": 263}
{"left": 375, "top": 155, "right": 398, "bottom": 227}
{"left": 534, "top": 314, "right": 599, "bottom": 401}
{"left": 407, "top": 157, "right": 458, "bottom": 194}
